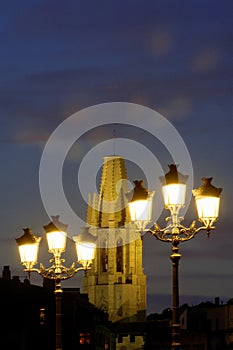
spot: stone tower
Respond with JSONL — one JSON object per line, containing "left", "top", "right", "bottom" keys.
{"left": 83, "top": 155, "right": 146, "bottom": 350}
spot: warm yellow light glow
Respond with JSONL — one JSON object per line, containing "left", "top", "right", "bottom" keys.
{"left": 128, "top": 190, "right": 154, "bottom": 232}
{"left": 76, "top": 242, "right": 96, "bottom": 262}
{"left": 195, "top": 196, "right": 220, "bottom": 221}
{"left": 73, "top": 227, "right": 96, "bottom": 269}
{"left": 46, "top": 230, "right": 67, "bottom": 253}
{"left": 18, "top": 243, "right": 39, "bottom": 267}
{"left": 129, "top": 199, "right": 152, "bottom": 222}
{"left": 162, "top": 184, "right": 186, "bottom": 207}
{"left": 73, "top": 237, "right": 96, "bottom": 269}
{"left": 192, "top": 177, "right": 222, "bottom": 228}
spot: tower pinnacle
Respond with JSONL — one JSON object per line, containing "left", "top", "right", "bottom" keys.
{"left": 87, "top": 155, "right": 131, "bottom": 228}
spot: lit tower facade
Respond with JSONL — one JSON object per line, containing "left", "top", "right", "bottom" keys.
{"left": 84, "top": 155, "right": 146, "bottom": 349}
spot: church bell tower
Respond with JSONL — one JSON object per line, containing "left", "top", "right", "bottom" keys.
{"left": 84, "top": 155, "right": 146, "bottom": 349}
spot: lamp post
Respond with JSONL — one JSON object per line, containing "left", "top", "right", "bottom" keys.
{"left": 16, "top": 215, "right": 96, "bottom": 350}
{"left": 128, "top": 164, "right": 222, "bottom": 350}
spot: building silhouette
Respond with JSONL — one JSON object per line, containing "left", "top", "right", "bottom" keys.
{"left": 84, "top": 155, "right": 147, "bottom": 349}
{"left": 0, "top": 265, "right": 115, "bottom": 350}
{"left": 145, "top": 298, "right": 233, "bottom": 350}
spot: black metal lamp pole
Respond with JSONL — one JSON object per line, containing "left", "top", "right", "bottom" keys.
{"left": 16, "top": 218, "right": 96, "bottom": 350}
{"left": 128, "top": 165, "right": 222, "bottom": 350}
{"left": 55, "top": 280, "right": 63, "bottom": 350}
{"left": 170, "top": 241, "right": 181, "bottom": 349}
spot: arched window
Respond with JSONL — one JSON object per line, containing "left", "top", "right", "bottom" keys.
{"left": 116, "top": 237, "right": 123, "bottom": 272}
{"left": 101, "top": 239, "right": 108, "bottom": 272}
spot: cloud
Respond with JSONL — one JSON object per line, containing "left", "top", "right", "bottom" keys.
{"left": 12, "top": 128, "right": 50, "bottom": 145}
{"left": 0, "top": 0, "right": 231, "bottom": 141}
{"left": 147, "top": 29, "right": 174, "bottom": 55}
{"left": 192, "top": 49, "right": 219, "bottom": 73}
{"left": 157, "top": 96, "right": 193, "bottom": 121}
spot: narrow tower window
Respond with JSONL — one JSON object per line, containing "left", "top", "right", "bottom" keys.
{"left": 101, "top": 239, "right": 108, "bottom": 272}
{"left": 116, "top": 238, "right": 123, "bottom": 272}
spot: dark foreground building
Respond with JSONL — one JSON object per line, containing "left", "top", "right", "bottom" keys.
{"left": 0, "top": 266, "right": 115, "bottom": 350}
{"left": 145, "top": 299, "right": 233, "bottom": 350}
{"left": 2, "top": 265, "right": 233, "bottom": 349}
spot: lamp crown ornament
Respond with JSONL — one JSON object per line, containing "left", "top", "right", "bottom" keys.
{"left": 192, "top": 177, "right": 222, "bottom": 197}
{"left": 43, "top": 215, "right": 68, "bottom": 233}
{"left": 16, "top": 228, "right": 41, "bottom": 245}
{"left": 128, "top": 179, "right": 149, "bottom": 201}
{"left": 160, "top": 164, "right": 189, "bottom": 185}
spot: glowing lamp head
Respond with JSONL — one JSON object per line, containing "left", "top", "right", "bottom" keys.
{"left": 160, "top": 164, "right": 188, "bottom": 208}
{"left": 128, "top": 180, "right": 154, "bottom": 232}
{"left": 73, "top": 227, "right": 96, "bottom": 270}
{"left": 16, "top": 228, "right": 41, "bottom": 270}
{"left": 193, "top": 177, "right": 222, "bottom": 228}
{"left": 44, "top": 216, "right": 68, "bottom": 254}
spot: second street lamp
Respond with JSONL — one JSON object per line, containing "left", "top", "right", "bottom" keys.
{"left": 15, "top": 216, "right": 96, "bottom": 350}
{"left": 128, "top": 164, "right": 222, "bottom": 350}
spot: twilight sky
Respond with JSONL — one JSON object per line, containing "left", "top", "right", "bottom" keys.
{"left": 0, "top": 0, "right": 233, "bottom": 314}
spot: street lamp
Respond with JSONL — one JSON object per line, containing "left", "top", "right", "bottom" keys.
{"left": 128, "top": 164, "right": 222, "bottom": 350}
{"left": 16, "top": 216, "right": 96, "bottom": 350}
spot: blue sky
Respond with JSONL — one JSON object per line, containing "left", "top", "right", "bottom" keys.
{"left": 0, "top": 0, "right": 232, "bottom": 313}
